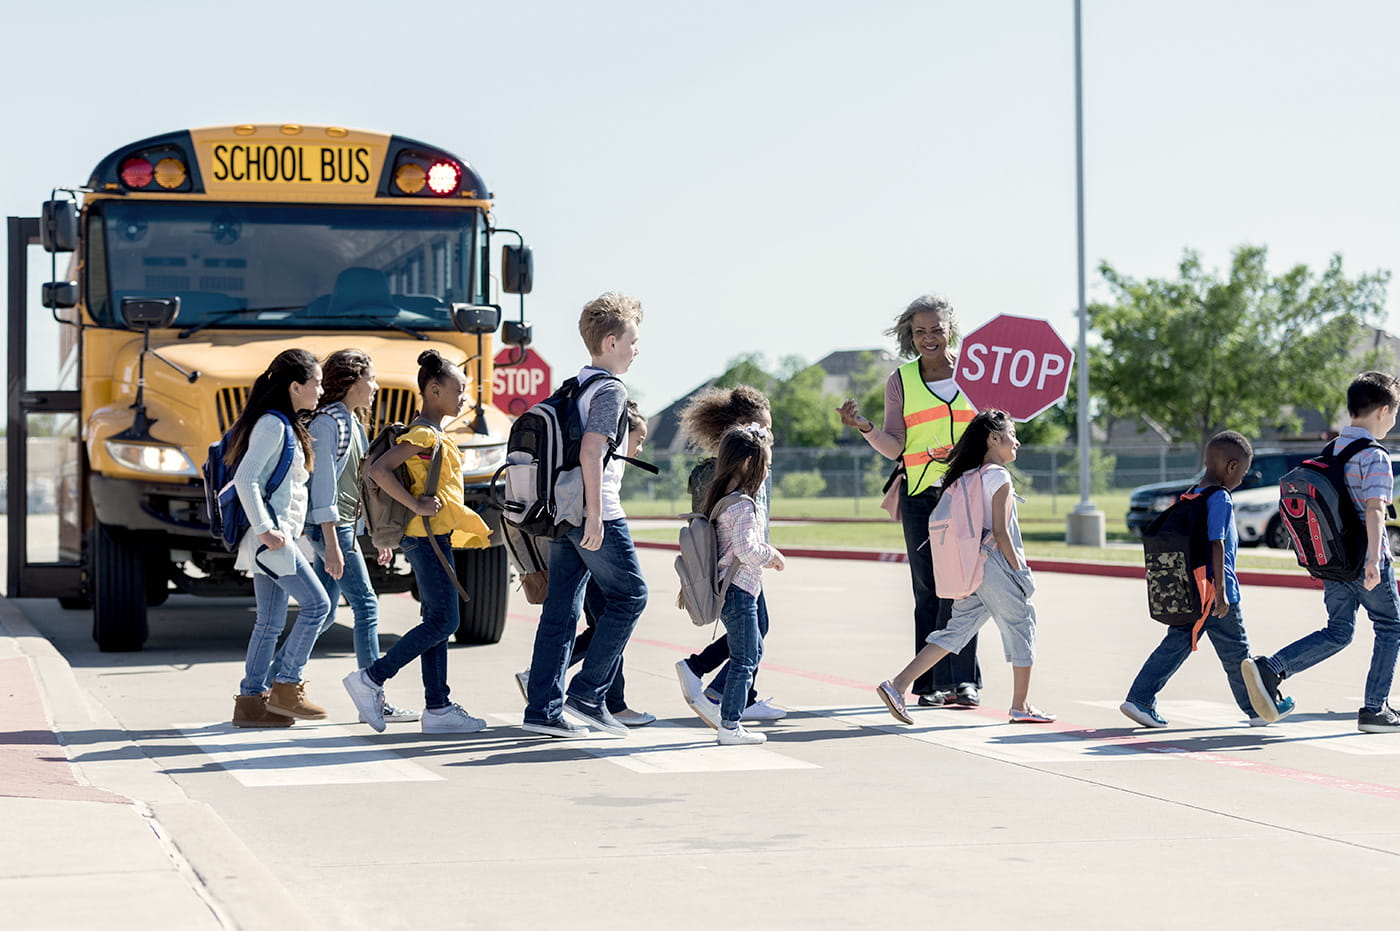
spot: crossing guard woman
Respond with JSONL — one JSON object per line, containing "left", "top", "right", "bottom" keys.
{"left": 838, "top": 294, "right": 984, "bottom": 707}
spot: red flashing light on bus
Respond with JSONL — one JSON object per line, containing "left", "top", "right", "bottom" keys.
{"left": 426, "top": 161, "right": 461, "bottom": 195}
{"left": 120, "top": 157, "right": 154, "bottom": 189}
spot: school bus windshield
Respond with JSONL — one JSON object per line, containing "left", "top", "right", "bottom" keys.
{"left": 86, "top": 202, "right": 486, "bottom": 332}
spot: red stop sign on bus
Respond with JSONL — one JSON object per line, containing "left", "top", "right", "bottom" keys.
{"left": 956, "top": 315, "right": 1074, "bottom": 421}
{"left": 493, "top": 348, "right": 553, "bottom": 416}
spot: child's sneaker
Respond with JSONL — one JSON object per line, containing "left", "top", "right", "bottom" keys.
{"left": 421, "top": 703, "right": 487, "bottom": 734}
{"left": 1241, "top": 657, "right": 1294, "bottom": 723}
{"left": 342, "top": 669, "right": 386, "bottom": 732}
{"left": 613, "top": 708, "right": 656, "bottom": 727}
{"left": 674, "top": 660, "right": 705, "bottom": 706}
{"left": 1119, "top": 700, "right": 1168, "bottom": 728}
{"left": 717, "top": 723, "right": 767, "bottom": 746}
{"left": 514, "top": 669, "right": 530, "bottom": 702}
{"left": 741, "top": 698, "right": 787, "bottom": 721}
{"left": 1358, "top": 704, "right": 1400, "bottom": 733}
{"left": 378, "top": 700, "right": 420, "bottom": 724}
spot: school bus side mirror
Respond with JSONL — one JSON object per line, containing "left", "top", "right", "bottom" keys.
{"left": 120, "top": 297, "right": 180, "bottom": 330}
{"left": 41, "top": 200, "right": 79, "bottom": 253}
{"left": 42, "top": 281, "right": 78, "bottom": 309}
{"left": 501, "top": 244, "right": 533, "bottom": 295}
{"left": 452, "top": 304, "right": 501, "bottom": 335}
{"left": 502, "top": 320, "right": 533, "bottom": 347}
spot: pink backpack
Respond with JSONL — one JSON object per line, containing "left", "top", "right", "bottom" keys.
{"left": 927, "top": 465, "right": 992, "bottom": 598}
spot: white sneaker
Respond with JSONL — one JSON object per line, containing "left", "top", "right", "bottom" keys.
{"left": 342, "top": 669, "right": 386, "bottom": 733}
{"left": 689, "top": 695, "right": 722, "bottom": 730}
{"left": 378, "top": 700, "right": 420, "bottom": 724}
{"left": 421, "top": 703, "right": 487, "bottom": 734}
{"left": 717, "top": 723, "right": 767, "bottom": 746}
{"left": 674, "top": 660, "right": 705, "bottom": 705}
{"left": 741, "top": 698, "right": 787, "bottom": 721}
{"left": 514, "top": 669, "right": 530, "bottom": 702}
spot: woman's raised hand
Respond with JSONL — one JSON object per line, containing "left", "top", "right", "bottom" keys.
{"left": 836, "top": 399, "right": 864, "bottom": 428}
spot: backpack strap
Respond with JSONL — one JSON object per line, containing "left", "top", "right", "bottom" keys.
{"left": 1325, "top": 436, "right": 1385, "bottom": 467}
{"left": 264, "top": 411, "right": 298, "bottom": 496}
{"left": 415, "top": 421, "right": 474, "bottom": 606}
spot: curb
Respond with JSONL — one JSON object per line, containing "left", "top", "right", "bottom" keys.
{"left": 631, "top": 540, "right": 1321, "bottom": 589}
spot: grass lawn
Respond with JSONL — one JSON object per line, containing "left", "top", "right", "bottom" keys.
{"left": 625, "top": 490, "right": 1138, "bottom": 525}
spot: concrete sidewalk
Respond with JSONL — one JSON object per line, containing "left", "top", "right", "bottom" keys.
{"left": 0, "top": 601, "right": 310, "bottom": 930}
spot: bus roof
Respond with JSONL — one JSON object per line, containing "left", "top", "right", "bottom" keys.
{"left": 86, "top": 124, "right": 491, "bottom": 207}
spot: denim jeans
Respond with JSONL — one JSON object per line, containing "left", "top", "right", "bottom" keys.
{"left": 717, "top": 585, "right": 763, "bottom": 727}
{"left": 1273, "top": 563, "right": 1400, "bottom": 712}
{"left": 928, "top": 548, "right": 1037, "bottom": 666}
{"left": 366, "top": 534, "right": 460, "bottom": 711}
{"left": 307, "top": 524, "right": 381, "bottom": 669}
{"left": 902, "top": 481, "right": 982, "bottom": 693}
{"left": 525, "top": 519, "right": 647, "bottom": 725}
{"left": 240, "top": 543, "right": 332, "bottom": 695}
{"left": 568, "top": 581, "right": 627, "bottom": 713}
{"left": 706, "top": 589, "right": 769, "bottom": 702}
{"left": 1126, "top": 603, "right": 1253, "bottom": 716}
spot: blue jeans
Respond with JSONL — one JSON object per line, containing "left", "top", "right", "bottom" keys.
{"left": 1272, "top": 563, "right": 1400, "bottom": 712}
{"left": 1126, "top": 603, "right": 1253, "bottom": 716}
{"left": 707, "top": 589, "right": 769, "bottom": 701}
{"left": 901, "top": 482, "right": 982, "bottom": 693}
{"left": 718, "top": 585, "right": 763, "bottom": 727}
{"left": 568, "top": 582, "right": 627, "bottom": 713}
{"left": 366, "top": 534, "right": 460, "bottom": 711}
{"left": 240, "top": 543, "right": 332, "bottom": 695}
{"left": 307, "top": 524, "right": 381, "bottom": 669}
{"left": 525, "top": 519, "right": 647, "bottom": 725}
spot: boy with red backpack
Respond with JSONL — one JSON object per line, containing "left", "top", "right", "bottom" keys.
{"left": 876, "top": 410, "right": 1054, "bottom": 725}
{"left": 1120, "top": 431, "right": 1286, "bottom": 728}
{"left": 1243, "top": 371, "right": 1400, "bottom": 733}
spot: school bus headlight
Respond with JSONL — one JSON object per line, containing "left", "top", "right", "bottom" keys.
{"left": 460, "top": 444, "right": 506, "bottom": 475}
{"left": 153, "top": 158, "right": 188, "bottom": 189}
{"left": 105, "top": 440, "right": 198, "bottom": 476}
{"left": 394, "top": 163, "right": 426, "bottom": 194}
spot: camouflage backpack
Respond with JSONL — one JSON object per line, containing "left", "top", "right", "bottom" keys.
{"left": 1142, "top": 485, "right": 1224, "bottom": 650}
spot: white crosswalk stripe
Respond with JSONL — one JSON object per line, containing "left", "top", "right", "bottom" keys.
{"left": 484, "top": 715, "right": 818, "bottom": 773}
{"left": 178, "top": 723, "right": 442, "bottom": 787}
{"left": 1078, "top": 700, "right": 1400, "bottom": 756}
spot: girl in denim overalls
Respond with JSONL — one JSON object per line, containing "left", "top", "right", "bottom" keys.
{"left": 877, "top": 410, "right": 1055, "bottom": 725}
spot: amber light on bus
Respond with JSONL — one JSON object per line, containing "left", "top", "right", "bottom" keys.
{"left": 153, "top": 157, "right": 188, "bottom": 189}
{"left": 387, "top": 149, "right": 465, "bottom": 197}
{"left": 394, "top": 163, "right": 427, "bottom": 194}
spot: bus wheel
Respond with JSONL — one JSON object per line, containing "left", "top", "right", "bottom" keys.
{"left": 91, "top": 522, "right": 149, "bottom": 652}
{"left": 59, "top": 595, "right": 92, "bottom": 611}
{"left": 453, "top": 546, "right": 509, "bottom": 645}
{"left": 145, "top": 546, "right": 172, "bottom": 607}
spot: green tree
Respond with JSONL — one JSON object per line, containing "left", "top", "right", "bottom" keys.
{"left": 769, "top": 355, "right": 841, "bottom": 447}
{"left": 1090, "top": 246, "right": 1389, "bottom": 453}
{"left": 714, "top": 353, "right": 777, "bottom": 394}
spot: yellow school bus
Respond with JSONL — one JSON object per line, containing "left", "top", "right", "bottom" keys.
{"left": 7, "top": 124, "right": 536, "bottom": 651}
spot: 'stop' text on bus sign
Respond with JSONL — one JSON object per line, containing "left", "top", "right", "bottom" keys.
{"left": 210, "top": 144, "right": 372, "bottom": 184}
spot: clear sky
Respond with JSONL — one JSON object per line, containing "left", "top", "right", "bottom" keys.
{"left": 5, "top": 0, "right": 1400, "bottom": 412}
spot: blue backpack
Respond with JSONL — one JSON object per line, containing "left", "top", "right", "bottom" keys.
{"left": 203, "top": 411, "right": 297, "bottom": 552}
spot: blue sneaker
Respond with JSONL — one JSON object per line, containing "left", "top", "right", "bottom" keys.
{"left": 1119, "top": 700, "right": 1168, "bottom": 728}
{"left": 1241, "top": 657, "right": 1294, "bottom": 723}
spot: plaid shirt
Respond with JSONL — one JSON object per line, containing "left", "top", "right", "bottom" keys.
{"left": 716, "top": 496, "right": 779, "bottom": 596}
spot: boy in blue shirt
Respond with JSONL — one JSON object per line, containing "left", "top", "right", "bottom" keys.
{"left": 1121, "top": 431, "right": 1291, "bottom": 728}
{"left": 1243, "top": 371, "right": 1400, "bottom": 733}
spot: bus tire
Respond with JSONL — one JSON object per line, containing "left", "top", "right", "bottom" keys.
{"left": 453, "top": 546, "right": 509, "bottom": 645}
{"left": 91, "top": 522, "right": 149, "bottom": 652}
{"left": 59, "top": 595, "right": 92, "bottom": 611}
{"left": 145, "top": 546, "right": 172, "bottom": 607}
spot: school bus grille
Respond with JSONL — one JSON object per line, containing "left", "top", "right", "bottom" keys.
{"left": 214, "top": 387, "right": 418, "bottom": 436}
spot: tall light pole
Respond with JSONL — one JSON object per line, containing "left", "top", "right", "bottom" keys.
{"left": 1067, "top": 0, "right": 1106, "bottom": 546}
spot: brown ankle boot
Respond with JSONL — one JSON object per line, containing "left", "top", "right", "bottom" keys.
{"left": 232, "top": 693, "right": 294, "bottom": 728}
{"left": 266, "top": 681, "right": 329, "bottom": 720}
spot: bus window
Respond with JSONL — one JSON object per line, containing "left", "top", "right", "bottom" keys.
{"left": 89, "top": 202, "right": 484, "bottom": 331}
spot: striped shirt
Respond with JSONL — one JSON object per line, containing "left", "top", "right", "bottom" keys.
{"left": 1331, "top": 425, "right": 1393, "bottom": 562}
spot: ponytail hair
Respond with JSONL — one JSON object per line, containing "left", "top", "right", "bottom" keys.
{"left": 698, "top": 423, "right": 772, "bottom": 516}
{"left": 224, "top": 348, "right": 317, "bottom": 470}
{"left": 937, "top": 409, "right": 1012, "bottom": 491}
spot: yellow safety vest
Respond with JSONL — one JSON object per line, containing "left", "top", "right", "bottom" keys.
{"left": 899, "top": 360, "right": 977, "bottom": 495}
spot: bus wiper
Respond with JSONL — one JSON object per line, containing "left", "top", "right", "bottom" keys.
{"left": 334, "top": 315, "right": 428, "bottom": 341}
{"left": 178, "top": 306, "right": 304, "bottom": 339}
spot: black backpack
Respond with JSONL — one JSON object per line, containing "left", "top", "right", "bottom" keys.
{"left": 492, "top": 372, "right": 656, "bottom": 540}
{"left": 1279, "top": 437, "right": 1387, "bottom": 582}
{"left": 1142, "top": 485, "right": 1225, "bottom": 648}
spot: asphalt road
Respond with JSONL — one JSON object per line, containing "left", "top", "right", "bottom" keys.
{"left": 12, "top": 547, "right": 1400, "bottom": 930}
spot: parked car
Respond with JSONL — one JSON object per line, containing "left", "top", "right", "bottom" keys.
{"left": 1125, "top": 451, "right": 1312, "bottom": 547}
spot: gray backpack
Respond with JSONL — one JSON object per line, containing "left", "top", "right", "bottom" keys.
{"left": 674, "top": 491, "right": 749, "bottom": 626}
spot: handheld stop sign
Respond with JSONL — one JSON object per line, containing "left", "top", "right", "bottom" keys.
{"left": 955, "top": 314, "right": 1074, "bottom": 420}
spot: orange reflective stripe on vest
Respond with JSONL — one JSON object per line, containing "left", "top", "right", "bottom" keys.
{"left": 897, "top": 360, "right": 977, "bottom": 495}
